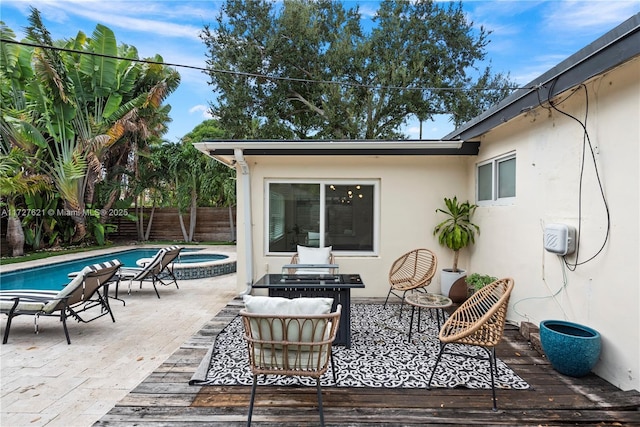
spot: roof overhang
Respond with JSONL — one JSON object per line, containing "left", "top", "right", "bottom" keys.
{"left": 446, "top": 13, "right": 640, "bottom": 141}
{"left": 194, "top": 139, "right": 479, "bottom": 166}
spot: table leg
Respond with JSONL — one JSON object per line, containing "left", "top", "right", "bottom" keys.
{"left": 408, "top": 305, "right": 416, "bottom": 342}
{"left": 435, "top": 308, "right": 446, "bottom": 330}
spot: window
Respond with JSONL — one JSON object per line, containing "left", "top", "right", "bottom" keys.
{"left": 477, "top": 153, "right": 516, "bottom": 205}
{"left": 266, "top": 180, "right": 378, "bottom": 253}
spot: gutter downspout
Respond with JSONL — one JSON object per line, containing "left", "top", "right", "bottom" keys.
{"left": 234, "top": 149, "right": 253, "bottom": 295}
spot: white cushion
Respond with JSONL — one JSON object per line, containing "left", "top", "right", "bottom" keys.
{"left": 243, "top": 295, "right": 334, "bottom": 367}
{"left": 296, "top": 245, "right": 331, "bottom": 265}
{"left": 243, "top": 295, "right": 333, "bottom": 315}
{"left": 1, "top": 265, "right": 93, "bottom": 314}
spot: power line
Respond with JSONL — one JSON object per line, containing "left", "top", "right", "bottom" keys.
{"left": 1, "top": 38, "right": 533, "bottom": 93}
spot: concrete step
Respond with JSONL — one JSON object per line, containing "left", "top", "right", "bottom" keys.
{"left": 520, "top": 321, "right": 544, "bottom": 355}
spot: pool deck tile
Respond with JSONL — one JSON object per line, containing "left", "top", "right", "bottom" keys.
{"left": 0, "top": 245, "right": 239, "bottom": 427}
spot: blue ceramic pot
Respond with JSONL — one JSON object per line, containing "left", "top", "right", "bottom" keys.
{"left": 539, "top": 320, "right": 601, "bottom": 377}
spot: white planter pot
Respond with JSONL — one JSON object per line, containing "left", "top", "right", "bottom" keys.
{"left": 440, "top": 269, "right": 466, "bottom": 297}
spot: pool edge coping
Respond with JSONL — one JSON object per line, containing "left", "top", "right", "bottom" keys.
{"left": 0, "top": 244, "right": 237, "bottom": 274}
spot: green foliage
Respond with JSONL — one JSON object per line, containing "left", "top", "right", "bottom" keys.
{"left": 433, "top": 196, "right": 479, "bottom": 272}
{"left": 178, "top": 119, "right": 236, "bottom": 208}
{"left": 1, "top": 8, "right": 181, "bottom": 250}
{"left": 465, "top": 273, "right": 497, "bottom": 291}
{"left": 201, "top": 0, "right": 515, "bottom": 139}
{"left": 22, "top": 191, "right": 60, "bottom": 249}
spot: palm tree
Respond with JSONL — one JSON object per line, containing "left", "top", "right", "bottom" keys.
{"left": 22, "top": 9, "right": 180, "bottom": 242}
{"left": 2, "top": 10, "right": 181, "bottom": 246}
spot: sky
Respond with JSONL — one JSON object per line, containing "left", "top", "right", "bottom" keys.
{"left": 1, "top": 0, "right": 639, "bottom": 142}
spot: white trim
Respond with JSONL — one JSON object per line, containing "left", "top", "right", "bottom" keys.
{"left": 234, "top": 149, "right": 254, "bottom": 294}
{"left": 476, "top": 152, "right": 516, "bottom": 207}
{"left": 196, "top": 139, "right": 462, "bottom": 151}
{"left": 264, "top": 179, "right": 380, "bottom": 256}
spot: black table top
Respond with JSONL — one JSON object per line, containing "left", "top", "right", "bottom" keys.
{"left": 253, "top": 274, "right": 365, "bottom": 289}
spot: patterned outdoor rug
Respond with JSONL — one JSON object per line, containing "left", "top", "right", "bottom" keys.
{"left": 192, "top": 303, "right": 530, "bottom": 390}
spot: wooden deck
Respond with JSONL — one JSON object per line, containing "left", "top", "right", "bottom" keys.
{"left": 95, "top": 298, "right": 640, "bottom": 426}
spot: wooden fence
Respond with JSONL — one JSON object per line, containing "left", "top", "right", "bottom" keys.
{"left": 109, "top": 207, "right": 236, "bottom": 242}
{"left": 0, "top": 207, "right": 235, "bottom": 255}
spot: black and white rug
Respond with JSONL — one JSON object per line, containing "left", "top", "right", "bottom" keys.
{"left": 192, "top": 304, "right": 530, "bottom": 390}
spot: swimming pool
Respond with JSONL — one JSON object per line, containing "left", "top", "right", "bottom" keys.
{"left": 0, "top": 248, "right": 236, "bottom": 291}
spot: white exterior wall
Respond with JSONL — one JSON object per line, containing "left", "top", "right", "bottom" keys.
{"left": 234, "top": 155, "right": 472, "bottom": 298}
{"left": 467, "top": 58, "right": 640, "bottom": 391}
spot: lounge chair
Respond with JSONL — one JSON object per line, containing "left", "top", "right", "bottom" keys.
{"left": 0, "top": 260, "right": 122, "bottom": 344}
{"left": 384, "top": 248, "right": 438, "bottom": 317}
{"left": 240, "top": 295, "right": 341, "bottom": 426}
{"left": 118, "top": 246, "right": 182, "bottom": 298}
{"left": 427, "top": 277, "right": 515, "bottom": 410}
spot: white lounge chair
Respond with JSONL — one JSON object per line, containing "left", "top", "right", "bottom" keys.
{"left": 0, "top": 260, "right": 122, "bottom": 344}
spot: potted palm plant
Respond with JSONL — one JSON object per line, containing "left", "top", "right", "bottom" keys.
{"left": 433, "top": 196, "right": 480, "bottom": 297}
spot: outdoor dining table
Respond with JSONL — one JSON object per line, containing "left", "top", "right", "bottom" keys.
{"left": 252, "top": 273, "right": 365, "bottom": 348}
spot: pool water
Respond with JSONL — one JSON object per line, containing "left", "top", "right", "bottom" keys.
{"left": 0, "top": 249, "right": 227, "bottom": 292}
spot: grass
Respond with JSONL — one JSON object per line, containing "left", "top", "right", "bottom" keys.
{"left": 0, "top": 240, "right": 235, "bottom": 265}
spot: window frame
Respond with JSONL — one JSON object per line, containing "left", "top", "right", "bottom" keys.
{"left": 476, "top": 152, "right": 516, "bottom": 206}
{"left": 265, "top": 179, "right": 380, "bottom": 256}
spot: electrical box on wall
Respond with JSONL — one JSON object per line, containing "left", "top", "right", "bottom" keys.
{"left": 544, "top": 223, "right": 576, "bottom": 256}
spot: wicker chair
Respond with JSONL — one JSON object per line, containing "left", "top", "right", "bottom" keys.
{"left": 384, "top": 248, "right": 437, "bottom": 317}
{"left": 427, "top": 277, "right": 515, "bottom": 410}
{"left": 240, "top": 303, "right": 341, "bottom": 426}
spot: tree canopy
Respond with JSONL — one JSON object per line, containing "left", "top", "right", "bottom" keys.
{"left": 201, "top": 0, "right": 514, "bottom": 140}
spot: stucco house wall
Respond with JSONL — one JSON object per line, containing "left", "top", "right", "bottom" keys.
{"left": 234, "top": 154, "right": 472, "bottom": 297}
{"left": 465, "top": 58, "right": 639, "bottom": 391}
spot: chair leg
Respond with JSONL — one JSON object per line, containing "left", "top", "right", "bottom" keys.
{"left": 2, "top": 299, "right": 19, "bottom": 344}
{"left": 316, "top": 379, "right": 325, "bottom": 427}
{"left": 151, "top": 278, "right": 161, "bottom": 299}
{"left": 398, "top": 291, "right": 407, "bottom": 320}
{"left": 487, "top": 347, "right": 498, "bottom": 411}
{"left": 2, "top": 315, "right": 12, "bottom": 344}
{"left": 167, "top": 269, "right": 179, "bottom": 289}
{"left": 330, "top": 352, "right": 337, "bottom": 384}
{"left": 156, "top": 269, "right": 179, "bottom": 289}
{"left": 60, "top": 310, "right": 71, "bottom": 345}
{"left": 112, "top": 279, "right": 126, "bottom": 306}
{"left": 247, "top": 374, "right": 258, "bottom": 426}
{"left": 384, "top": 289, "right": 409, "bottom": 319}
{"left": 98, "top": 288, "right": 116, "bottom": 323}
{"left": 383, "top": 288, "right": 393, "bottom": 308}
{"left": 427, "top": 342, "right": 447, "bottom": 388}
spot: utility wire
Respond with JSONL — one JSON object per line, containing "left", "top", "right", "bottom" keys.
{"left": 536, "top": 79, "right": 611, "bottom": 270}
{"left": 1, "top": 38, "right": 534, "bottom": 93}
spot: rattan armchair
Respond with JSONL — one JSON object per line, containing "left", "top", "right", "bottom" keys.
{"left": 240, "top": 302, "right": 341, "bottom": 426}
{"left": 427, "top": 277, "right": 515, "bottom": 410}
{"left": 384, "top": 248, "right": 437, "bottom": 317}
